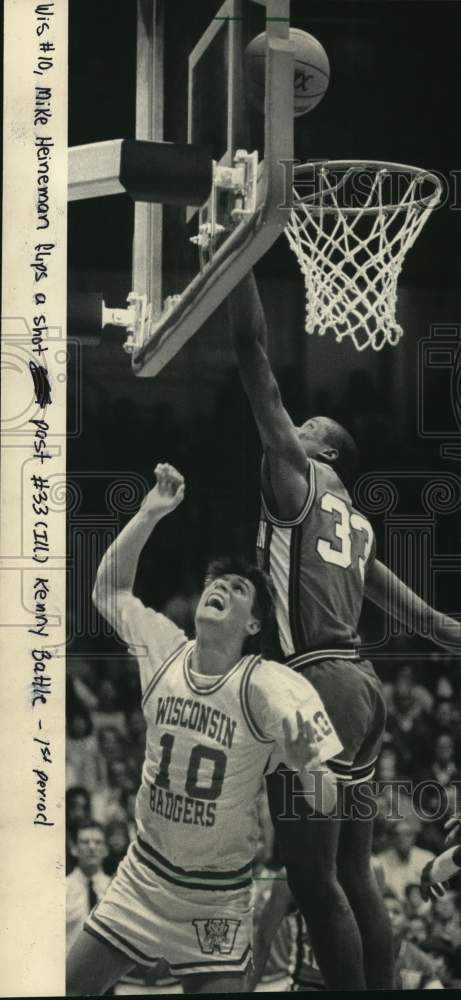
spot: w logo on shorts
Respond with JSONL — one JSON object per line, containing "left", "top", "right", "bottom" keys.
{"left": 193, "top": 918, "right": 241, "bottom": 954}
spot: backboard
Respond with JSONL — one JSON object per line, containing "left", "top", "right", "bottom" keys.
{"left": 132, "top": 0, "right": 293, "bottom": 376}
{"left": 68, "top": 0, "right": 294, "bottom": 376}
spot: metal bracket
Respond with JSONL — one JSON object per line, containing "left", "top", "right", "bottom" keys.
{"left": 132, "top": 0, "right": 293, "bottom": 376}
{"left": 100, "top": 293, "right": 151, "bottom": 355}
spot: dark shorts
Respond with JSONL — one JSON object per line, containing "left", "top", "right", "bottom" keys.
{"left": 265, "top": 655, "right": 386, "bottom": 875}
{"left": 293, "top": 655, "right": 387, "bottom": 784}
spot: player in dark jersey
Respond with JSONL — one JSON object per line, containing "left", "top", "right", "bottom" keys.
{"left": 228, "top": 271, "right": 461, "bottom": 991}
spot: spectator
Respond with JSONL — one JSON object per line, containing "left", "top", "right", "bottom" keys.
{"left": 428, "top": 735, "right": 459, "bottom": 788}
{"left": 378, "top": 821, "right": 435, "bottom": 900}
{"left": 404, "top": 883, "right": 431, "bottom": 919}
{"left": 96, "top": 725, "right": 127, "bottom": 788}
{"left": 104, "top": 820, "right": 130, "bottom": 876}
{"left": 374, "top": 747, "right": 416, "bottom": 835}
{"left": 66, "top": 822, "right": 110, "bottom": 954}
{"left": 429, "top": 894, "right": 461, "bottom": 950}
{"left": 434, "top": 675, "right": 455, "bottom": 701}
{"left": 385, "top": 664, "right": 433, "bottom": 717}
{"left": 375, "top": 745, "right": 401, "bottom": 782}
{"left": 424, "top": 937, "right": 461, "bottom": 988}
{"left": 98, "top": 725, "right": 126, "bottom": 764}
{"left": 406, "top": 915, "right": 429, "bottom": 949}
{"left": 66, "top": 786, "right": 91, "bottom": 874}
{"left": 383, "top": 892, "right": 443, "bottom": 989}
{"left": 92, "top": 759, "right": 136, "bottom": 825}
{"left": 66, "top": 710, "right": 101, "bottom": 793}
{"left": 117, "top": 657, "right": 142, "bottom": 714}
{"left": 386, "top": 674, "right": 433, "bottom": 778}
{"left": 124, "top": 708, "right": 146, "bottom": 784}
{"left": 91, "top": 678, "right": 127, "bottom": 736}
{"left": 431, "top": 700, "right": 460, "bottom": 741}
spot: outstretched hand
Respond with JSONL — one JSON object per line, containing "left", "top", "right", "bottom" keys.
{"left": 282, "top": 711, "right": 321, "bottom": 773}
{"left": 420, "top": 859, "right": 450, "bottom": 902}
{"left": 444, "top": 814, "right": 460, "bottom": 848}
{"left": 141, "top": 463, "right": 185, "bottom": 518}
{"left": 434, "top": 614, "right": 461, "bottom": 651}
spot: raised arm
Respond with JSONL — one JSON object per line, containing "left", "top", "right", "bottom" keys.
{"left": 228, "top": 271, "right": 310, "bottom": 520}
{"left": 92, "top": 463, "right": 185, "bottom": 617}
{"left": 365, "top": 558, "right": 461, "bottom": 649}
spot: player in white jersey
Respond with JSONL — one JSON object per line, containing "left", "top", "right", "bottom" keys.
{"left": 66, "top": 463, "right": 342, "bottom": 996}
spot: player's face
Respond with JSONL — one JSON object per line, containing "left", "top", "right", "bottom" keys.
{"left": 196, "top": 574, "right": 260, "bottom": 642}
{"left": 297, "top": 416, "right": 328, "bottom": 457}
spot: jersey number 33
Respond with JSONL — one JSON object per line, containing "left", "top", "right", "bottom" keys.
{"left": 316, "top": 493, "right": 373, "bottom": 580}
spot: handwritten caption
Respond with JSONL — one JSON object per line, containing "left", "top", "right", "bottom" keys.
{"left": 29, "top": 2, "right": 56, "bottom": 830}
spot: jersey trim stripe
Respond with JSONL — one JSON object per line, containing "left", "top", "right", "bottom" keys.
{"left": 137, "top": 834, "right": 253, "bottom": 878}
{"left": 134, "top": 837, "right": 253, "bottom": 890}
{"left": 183, "top": 646, "right": 247, "bottom": 695}
{"left": 85, "top": 914, "right": 160, "bottom": 965}
{"left": 261, "top": 458, "right": 316, "bottom": 528}
{"left": 286, "top": 648, "right": 360, "bottom": 670}
{"left": 328, "top": 755, "right": 378, "bottom": 783}
{"left": 141, "top": 639, "right": 190, "bottom": 708}
{"left": 133, "top": 845, "right": 253, "bottom": 892}
{"left": 169, "top": 944, "right": 252, "bottom": 974}
{"left": 239, "top": 658, "right": 275, "bottom": 744}
{"left": 288, "top": 523, "right": 306, "bottom": 651}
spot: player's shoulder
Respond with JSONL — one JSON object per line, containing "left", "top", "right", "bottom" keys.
{"left": 311, "top": 457, "right": 350, "bottom": 500}
{"left": 249, "top": 656, "right": 318, "bottom": 699}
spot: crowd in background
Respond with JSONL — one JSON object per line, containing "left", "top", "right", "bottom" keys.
{"left": 66, "top": 599, "right": 461, "bottom": 989}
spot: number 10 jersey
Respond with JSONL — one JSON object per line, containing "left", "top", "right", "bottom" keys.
{"left": 111, "top": 593, "right": 341, "bottom": 891}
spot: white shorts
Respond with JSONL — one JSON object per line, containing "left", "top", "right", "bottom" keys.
{"left": 85, "top": 842, "right": 253, "bottom": 978}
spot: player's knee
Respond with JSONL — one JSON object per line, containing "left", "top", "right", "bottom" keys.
{"left": 286, "top": 861, "right": 338, "bottom": 906}
{"left": 338, "top": 859, "right": 375, "bottom": 897}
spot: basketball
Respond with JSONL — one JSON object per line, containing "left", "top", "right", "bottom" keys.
{"left": 244, "top": 28, "right": 330, "bottom": 116}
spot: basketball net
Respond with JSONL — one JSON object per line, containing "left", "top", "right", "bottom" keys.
{"left": 285, "top": 161, "right": 442, "bottom": 351}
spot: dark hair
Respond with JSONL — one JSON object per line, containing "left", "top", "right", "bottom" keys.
{"left": 204, "top": 556, "right": 277, "bottom": 656}
{"left": 66, "top": 785, "right": 90, "bottom": 807}
{"left": 74, "top": 820, "right": 106, "bottom": 841}
{"left": 383, "top": 889, "right": 402, "bottom": 906}
{"left": 405, "top": 882, "right": 422, "bottom": 898}
{"left": 321, "top": 417, "right": 359, "bottom": 487}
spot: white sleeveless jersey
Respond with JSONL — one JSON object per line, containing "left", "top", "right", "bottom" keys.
{"left": 101, "top": 591, "right": 342, "bottom": 891}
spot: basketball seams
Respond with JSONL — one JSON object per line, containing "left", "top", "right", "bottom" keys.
{"left": 244, "top": 29, "right": 330, "bottom": 116}
{"left": 247, "top": 54, "right": 330, "bottom": 82}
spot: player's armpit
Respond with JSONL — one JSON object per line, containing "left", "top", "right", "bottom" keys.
{"left": 262, "top": 449, "right": 312, "bottom": 522}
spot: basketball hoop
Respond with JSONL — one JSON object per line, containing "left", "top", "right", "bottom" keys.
{"left": 285, "top": 160, "right": 442, "bottom": 351}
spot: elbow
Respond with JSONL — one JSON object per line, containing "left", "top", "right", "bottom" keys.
{"left": 92, "top": 562, "right": 111, "bottom": 611}
{"left": 92, "top": 574, "right": 104, "bottom": 611}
